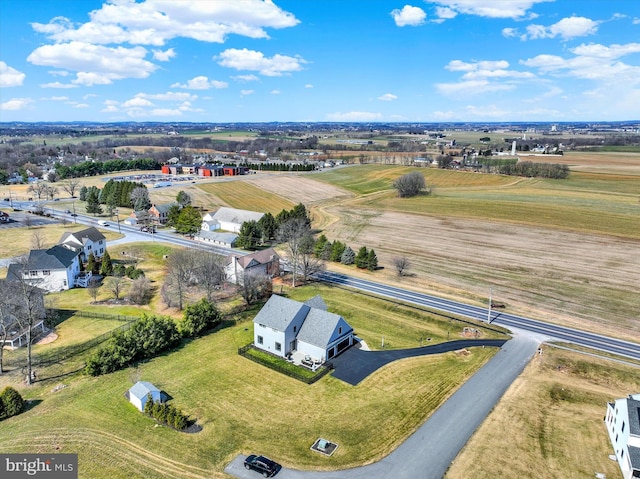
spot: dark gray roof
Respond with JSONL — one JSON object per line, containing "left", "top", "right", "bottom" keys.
{"left": 253, "top": 295, "right": 308, "bottom": 331}
{"left": 8, "top": 246, "right": 78, "bottom": 274}
{"left": 304, "top": 295, "right": 327, "bottom": 311}
{"left": 628, "top": 396, "right": 640, "bottom": 437}
{"left": 59, "top": 226, "right": 105, "bottom": 246}
{"left": 297, "top": 308, "right": 351, "bottom": 348}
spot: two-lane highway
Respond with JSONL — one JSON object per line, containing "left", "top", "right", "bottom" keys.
{"left": 318, "top": 271, "right": 640, "bottom": 362}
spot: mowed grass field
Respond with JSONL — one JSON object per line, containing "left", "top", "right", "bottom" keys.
{"left": 0, "top": 283, "right": 500, "bottom": 479}
{"left": 445, "top": 345, "right": 640, "bottom": 479}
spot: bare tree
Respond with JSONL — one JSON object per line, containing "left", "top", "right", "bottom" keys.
{"left": 393, "top": 256, "right": 411, "bottom": 277}
{"left": 31, "top": 231, "right": 45, "bottom": 250}
{"left": 165, "top": 249, "right": 199, "bottom": 310}
{"left": 61, "top": 179, "right": 82, "bottom": 198}
{"left": 297, "top": 234, "right": 325, "bottom": 283}
{"left": 194, "top": 251, "right": 226, "bottom": 302}
{"left": 128, "top": 276, "right": 152, "bottom": 305}
{"left": 87, "top": 278, "right": 101, "bottom": 303}
{"left": 4, "top": 265, "right": 47, "bottom": 384}
{"left": 27, "top": 182, "right": 49, "bottom": 201}
{"left": 277, "top": 217, "right": 311, "bottom": 288}
{"left": 241, "top": 270, "right": 272, "bottom": 305}
{"left": 106, "top": 275, "right": 126, "bottom": 301}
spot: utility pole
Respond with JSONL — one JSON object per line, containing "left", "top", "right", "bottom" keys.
{"left": 487, "top": 287, "right": 492, "bottom": 323}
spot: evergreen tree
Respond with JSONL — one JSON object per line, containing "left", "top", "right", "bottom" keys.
{"left": 355, "top": 246, "right": 369, "bottom": 268}
{"left": 367, "top": 249, "right": 378, "bottom": 271}
{"left": 341, "top": 246, "right": 355, "bottom": 265}
{"left": 86, "top": 252, "right": 97, "bottom": 274}
{"left": 100, "top": 250, "right": 113, "bottom": 276}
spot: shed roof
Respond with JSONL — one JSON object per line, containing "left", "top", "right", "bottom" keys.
{"left": 129, "top": 381, "right": 160, "bottom": 401}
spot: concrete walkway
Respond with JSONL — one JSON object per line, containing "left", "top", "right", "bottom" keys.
{"left": 224, "top": 333, "right": 540, "bottom": 479}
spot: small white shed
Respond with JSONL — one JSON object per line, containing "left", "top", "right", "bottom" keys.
{"left": 128, "top": 381, "right": 161, "bottom": 412}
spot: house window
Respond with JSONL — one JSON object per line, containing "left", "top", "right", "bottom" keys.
{"left": 275, "top": 342, "right": 281, "bottom": 352}
{"left": 257, "top": 335, "right": 263, "bottom": 345}
{"left": 42, "top": 270, "right": 50, "bottom": 276}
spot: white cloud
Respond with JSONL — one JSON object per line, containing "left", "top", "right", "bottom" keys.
{"left": 171, "top": 76, "right": 228, "bottom": 90}
{"left": 31, "top": 0, "right": 299, "bottom": 46}
{"left": 240, "top": 89, "right": 255, "bottom": 96}
{"left": 525, "top": 16, "right": 599, "bottom": 40}
{"left": 436, "top": 79, "right": 515, "bottom": 96}
{"left": 217, "top": 48, "right": 306, "bottom": 76}
{"left": 122, "top": 97, "right": 154, "bottom": 108}
{"left": 0, "top": 62, "right": 26, "bottom": 87}
{"left": 391, "top": 5, "right": 427, "bottom": 27}
{"left": 521, "top": 42, "right": 640, "bottom": 83}
{"left": 40, "top": 81, "right": 78, "bottom": 89}
{"left": 136, "top": 91, "right": 196, "bottom": 101}
{"left": 27, "top": 41, "right": 157, "bottom": 85}
{"left": 270, "top": 89, "right": 281, "bottom": 95}
{"left": 428, "top": 0, "right": 550, "bottom": 20}
{"left": 232, "top": 74, "right": 260, "bottom": 82}
{"left": 326, "top": 111, "right": 383, "bottom": 121}
{"left": 435, "top": 6, "right": 457, "bottom": 20}
{"left": 0, "top": 98, "right": 34, "bottom": 111}
{"left": 152, "top": 48, "right": 176, "bottom": 61}
{"left": 378, "top": 93, "right": 398, "bottom": 101}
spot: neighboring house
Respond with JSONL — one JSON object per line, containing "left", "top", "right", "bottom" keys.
{"left": 128, "top": 381, "right": 162, "bottom": 412}
{"left": 605, "top": 393, "right": 640, "bottom": 479}
{"left": 252, "top": 294, "right": 354, "bottom": 363}
{"left": 194, "top": 230, "right": 238, "bottom": 248}
{"left": 148, "top": 203, "right": 176, "bottom": 225}
{"left": 58, "top": 226, "right": 107, "bottom": 262}
{"left": 124, "top": 210, "right": 150, "bottom": 226}
{"left": 225, "top": 248, "right": 279, "bottom": 285}
{"left": 0, "top": 279, "right": 46, "bottom": 348}
{"left": 202, "top": 207, "right": 264, "bottom": 233}
{"left": 6, "top": 245, "right": 81, "bottom": 292}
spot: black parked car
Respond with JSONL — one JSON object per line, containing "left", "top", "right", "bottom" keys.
{"left": 243, "top": 455, "right": 280, "bottom": 477}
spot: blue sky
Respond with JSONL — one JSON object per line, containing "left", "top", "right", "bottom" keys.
{"left": 1, "top": 0, "right": 639, "bottom": 122}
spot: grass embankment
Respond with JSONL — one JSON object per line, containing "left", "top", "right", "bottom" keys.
{"left": 446, "top": 346, "right": 640, "bottom": 479}
{"left": 0, "top": 283, "right": 499, "bottom": 479}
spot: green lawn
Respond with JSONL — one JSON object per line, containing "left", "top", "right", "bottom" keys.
{"left": 0, "top": 284, "right": 501, "bottom": 479}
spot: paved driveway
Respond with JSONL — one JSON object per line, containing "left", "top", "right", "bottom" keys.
{"left": 331, "top": 338, "right": 508, "bottom": 385}
{"left": 225, "top": 333, "right": 540, "bottom": 479}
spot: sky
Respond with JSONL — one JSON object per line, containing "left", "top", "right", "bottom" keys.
{"left": 0, "top": 0, "right": 639, "bottom": 123}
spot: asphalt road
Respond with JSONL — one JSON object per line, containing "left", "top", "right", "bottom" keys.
{"left": 318, "top": 271, "right": 640, "bottom": 362}
{"left": 224, "top": 334, "right": 540, "bottom": 479}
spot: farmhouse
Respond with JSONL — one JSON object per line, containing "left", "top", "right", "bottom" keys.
{"left": 605, "top": 393, "right": 640, "bottom": 479}
{"left": 58, "top": 227, "right": 106, "bottom": 262}
{"left": 128, "top": 381, "right": 162, "bottom": 412}
{"left": 225, "top": 248, "right": 279, "bottom": 285}
{"left": 6, "top": 245, "right": 82, "bottom": 292}
{"left": 201, "top": 207, "right": 264, "bottom": 233}
{"left": 252, "top": 294, "right": 354, "bottom": 364}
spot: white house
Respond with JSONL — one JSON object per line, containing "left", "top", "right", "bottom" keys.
{"left": 201, "top": 207, "right": 264, "bottom": 233}
{"left": 58, "top": 227, "right": 107, "bottom": 262}
{"left": 605, "top": 393, "right": 640, "bottom": 479}
{"left": 128, "top": 381, "right": 162, "bottom": 412}
{"left": 225, "top": 248, "right": 279, "bottom": 286}
{"left": 7, "top": 245, "right": 81, "bottom": 292}
{"left": 252, "top": 295, "right": 354, "bottom": 363}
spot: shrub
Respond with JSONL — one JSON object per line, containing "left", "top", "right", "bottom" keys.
{"left": 0, "top": 387, "right": 25, "bottom": 420}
